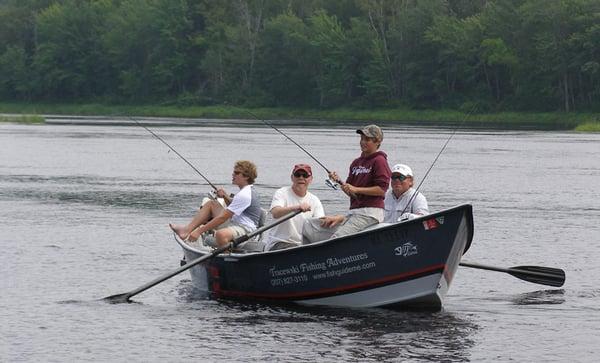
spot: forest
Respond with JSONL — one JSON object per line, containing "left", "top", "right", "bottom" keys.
{"left": 1, "top": 0, "right": 599, "bottom": 113}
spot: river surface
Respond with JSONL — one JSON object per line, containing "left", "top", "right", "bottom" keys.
{"left": 1, "top": 120, "right": 599, "bottom": 362}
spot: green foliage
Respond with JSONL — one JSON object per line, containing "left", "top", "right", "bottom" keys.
{"left": 102, "top": 0, "right": 195, "bottom": 100}
{"left": 32, "top": 0, "right": 112, "bottom": 99}
{"left": 575, "top": 122, "right": 600, "bottom": 132}
{"left": 0, "top": 113, "right": 44, "bottom": 124}
{"left": 0, "top": 46, "right": 31, "bottom": 99}
{"left": 0, "top": 0, "right": 598, "bottom": 113}
{"left": 255, "top": 11, "right": 315, "bottom": 106}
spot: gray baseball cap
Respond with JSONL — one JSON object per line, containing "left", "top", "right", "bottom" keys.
{"left": 356, "top": 124, "right": 383, "bottom": 142}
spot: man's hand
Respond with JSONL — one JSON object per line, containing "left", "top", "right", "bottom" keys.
{"left": 341, "top": 183, "right": 357, "bottom": 195}
{"left": 328, "top": 171, "right": 341, "bottom": 183}
{"left": 320, "top": 215, "right": 345, "bottom": 228}
{"left": 297, "top": 202, "right": 312, "bottom": 212}
{"left": 216, "top": 188, "right": 227, "bottom": 198}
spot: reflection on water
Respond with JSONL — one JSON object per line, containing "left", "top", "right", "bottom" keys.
{"left": 180, "top": 291, "right": 478, "bottom": 362}
{"left": 165, "top": 276, "right": 478, "bottom": 362}
{"left": 512, "top": 289, "right": 566, "bottom": 305}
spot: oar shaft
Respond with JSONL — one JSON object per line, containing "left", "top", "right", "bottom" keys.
{"left": 459, "top": 261, "right": 565, "bottom": 287}
{"left": 460, "top": 262, "right": 510, "bottom": 273}
{"left": 105, "top": 210, "right": 302, "bottom": 302}
{"left": 460, "top": 262, "right": 559, "bottom": 279}
{"left": 125, "top": 244, "right": 226, "bottom": 299}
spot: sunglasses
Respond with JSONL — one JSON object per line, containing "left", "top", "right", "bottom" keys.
{"left": 293, "top": 171, "right": 310, "bottom": 178}
{"left": 233, "top": 170, "right": 243, "bottom": 175}
{"left": 391, "top": 174, "right": 407, "bottom": 181}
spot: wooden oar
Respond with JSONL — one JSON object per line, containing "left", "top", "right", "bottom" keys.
{"left": 103, "top": 210, "right": 302, "bottom": 303}
{"left": 460, "top": 261, "right": 565, "bottom": 287}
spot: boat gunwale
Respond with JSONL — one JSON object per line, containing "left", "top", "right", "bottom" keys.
{"left": 174, "top": 203, "right": 474, "bottom": 260}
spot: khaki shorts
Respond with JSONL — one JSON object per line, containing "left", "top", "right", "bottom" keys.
{"left": 217, "top": 220, "right": 253, "bottom": 240}
{"left": 302, "top": 214, "right": 379, "bottom": 244}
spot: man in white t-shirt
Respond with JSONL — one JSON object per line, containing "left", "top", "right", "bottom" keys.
{"left": 383, "top": 163, "right": 429, "bottom": 223}
{"left": 170, "top": 160, "right": 262, "bottom": 248}
{"left": 265, "top": 164, "right": 324, "bottom": 251}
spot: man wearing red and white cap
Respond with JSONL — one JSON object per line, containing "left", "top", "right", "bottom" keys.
{"left": 264, "top": 163, "right": 324, "bottom": 251}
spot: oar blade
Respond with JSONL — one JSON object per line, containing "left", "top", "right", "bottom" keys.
{"left": 102, "top": 292, "right": 132, "bottom": 304}
{"left": 509, "top": 266, "right": 566, "bottom": 287}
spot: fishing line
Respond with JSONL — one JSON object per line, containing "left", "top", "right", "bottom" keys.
{"left": 400, "top": 107, "right": 477, "bottom": 216}
{"left": 243, "top": 110, "right": 342, "bottom": 190}
{"left": 129, "top": 116, "right": 218, "bottom": 191}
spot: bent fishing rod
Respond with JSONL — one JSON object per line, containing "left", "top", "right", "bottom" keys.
{"left": 244, "top": 110, "right": 342, "bottom": 190}
{"left": 129, "top": 117, "right": 219, "bottom": 191}
{"left": 400, "top": 107, "right": 477, "bottom": 216}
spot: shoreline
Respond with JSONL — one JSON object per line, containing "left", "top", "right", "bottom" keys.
{"left": 1, "top": 103, "right": 598, "bottom": 131}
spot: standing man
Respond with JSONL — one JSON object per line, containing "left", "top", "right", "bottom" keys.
{"left": 384, "top": 164, "right": 429, "bottom": 223}
{"left": 303, "top": 124, "right": 391, "bottom": 243}
{"left": 169, "top": 160, "right": 261, "bottom": 248}
{"left": 264, "top": 163, "right": 325, "bottom": 251}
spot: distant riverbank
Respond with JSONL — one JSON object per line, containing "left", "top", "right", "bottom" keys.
{"left": 1, "top": 102, "right": 598, "bottom": 131}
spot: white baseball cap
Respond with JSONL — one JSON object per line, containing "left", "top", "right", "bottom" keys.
{"left": 391, "top": 164, "right": 413, "bottom": 177}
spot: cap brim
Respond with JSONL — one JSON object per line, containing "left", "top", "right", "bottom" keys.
{"left": 293, "top": 168, "right": 311, "bottom": 175}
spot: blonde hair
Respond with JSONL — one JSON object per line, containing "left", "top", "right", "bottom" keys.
{"left": 234, "top": 160, "right": 257, "bottom": 184}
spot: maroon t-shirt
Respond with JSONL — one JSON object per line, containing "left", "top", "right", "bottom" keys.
{"left": 345, "top": 150, "right": 391, "bottom": 209}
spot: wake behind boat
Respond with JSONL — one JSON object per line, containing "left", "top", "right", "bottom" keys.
{"left": 176, "top": 204, "right": 474, "bottom": 311}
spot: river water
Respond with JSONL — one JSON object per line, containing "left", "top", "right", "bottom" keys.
{"left": 1, "top": 120, "right": 599, "bottom": 362}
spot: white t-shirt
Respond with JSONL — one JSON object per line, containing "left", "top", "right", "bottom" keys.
{"left": 383, "top": 187, "right": 429, "bottom": 223}
{"left": 265, "top": 186, "right": 324, "bottom": 249}
{"left": 228, "top": 184, "right": 261, "bottom": 230}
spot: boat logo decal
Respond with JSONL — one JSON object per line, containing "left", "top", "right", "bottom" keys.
{"left": 395, "top": 242, "right": 418, "bottom": 257}
{"left": 423, "top": 218, "right": 440, "bottom": 230}
{"left": 436, "top": 216, "right": 445, "bottom": 224}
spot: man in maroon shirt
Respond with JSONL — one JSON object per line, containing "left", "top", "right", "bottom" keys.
{"left": 302, "top": 124, "right": 391, "bottom": 243}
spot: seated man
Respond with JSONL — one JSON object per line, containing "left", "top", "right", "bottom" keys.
{"left": 264, "top": 164, "right": 324, "bottom": 251}
{"left": 383, "top": 164, "right": 429, "bottom": 223}
{"left": 169, "top": 160, "right": 261, "bottom": 248}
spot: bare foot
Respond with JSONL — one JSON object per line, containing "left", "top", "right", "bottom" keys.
{"left": 169, "top": 223, "right": 189, "bottom": 240}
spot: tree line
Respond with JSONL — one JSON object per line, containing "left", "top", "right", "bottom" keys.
{"left": 1, "top": 0, "right": 598, "bottom": 112}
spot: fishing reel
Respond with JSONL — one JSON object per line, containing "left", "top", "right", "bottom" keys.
{"left": 207, "top": 189, "right": 218, "bottom": 201}
{"left": 206, "top": 189, "right": 234, "bottom": 205}
{"left": 325, "top": 178, "right": 339, "bottom": 190}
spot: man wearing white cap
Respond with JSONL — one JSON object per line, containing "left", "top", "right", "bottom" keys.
{"left": 384, "top": 164, "right": 429, "bottom": 223}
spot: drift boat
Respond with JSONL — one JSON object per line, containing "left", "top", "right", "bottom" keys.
{"left": 175, "top": 204, "right": 473, "bottom": 310}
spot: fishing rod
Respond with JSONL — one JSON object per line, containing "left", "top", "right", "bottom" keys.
{"left": 244, "top": 110, "right": 342, "bottom": 190}
{"left": 400, "top": 107, "right": 477, "bottom": 217}
{"left": 129, "top": 117, "right": 219, "bottom": 191}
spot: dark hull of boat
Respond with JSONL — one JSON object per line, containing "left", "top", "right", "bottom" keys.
{"left": 177, "top": 204, "right": 473, "bottom": 310}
